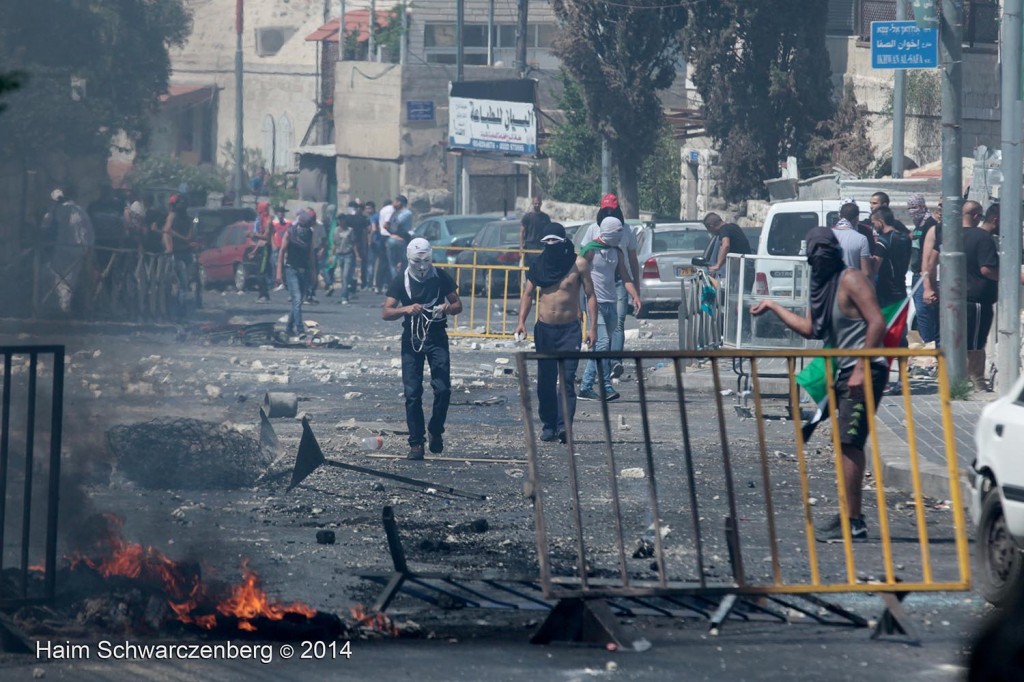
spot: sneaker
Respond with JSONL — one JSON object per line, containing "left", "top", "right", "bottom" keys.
{"left": 611, "top": 362, "right": 624, "bottom": 379}
{"left": 428, "top": 433, "right": 443, "bottom": 454}
{"left": 604, "top": 389, "right": 621, "bottom": 402}
{"left": 341, "top": 299, "right": 350, "bottom": 305}
{"left": 407, "top": 444, "right": 425, "bottom": 461}
{"left": 540, "top": 430, "right": 559, "bottom": 442}
{"left": 325, "top": 288, "right": 334, "bottom": 297}
{"left": 816, "top": 514, "right": 868, "bottom": 543}
{"left": 558, "top": 431, "right": 567, "bottom": 444}
{"left": 306, "top": 297, "right": 319, "bottom": 305}
{"left": 578, "top": 388, "right": 600, "bottom": 401}
{"left": 256, "top": 296, "right": 270, "bottom": 304}
{"left": 273, "top": 284, "right": 286, "bottom": 292}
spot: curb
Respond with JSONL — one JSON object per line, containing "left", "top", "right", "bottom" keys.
{"left": 874, "top": 419, "right": 973, "bottom": 507}
{"left": 645, "top": 365, "right": 792, "bottom": 396}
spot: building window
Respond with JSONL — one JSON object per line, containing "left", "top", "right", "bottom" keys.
{"left": 262, "top": 115, "right": 276, "bottom": 171}
{"left": 423, "top": 23, "right": 555, "bottom": 63}
{"left": 276, "top": 114, "right": 293, "bottom": 171}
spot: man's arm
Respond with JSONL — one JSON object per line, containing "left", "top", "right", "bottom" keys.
{"left": 921, "top": 227, "right": 939, "bottom": 303}
{"left": 860, "top": 256, "right": 873, "bottom": 277}
{"left": 382, "top": 295, "right": 422, "bottom": 321}
{"left": 579, "top": 257, "right": 598, "bottom": 347}
{"left": 276, "top": 233, "right": 288, "bottom": 284}
{"left": 443, "top": 290, "right": 464, "bottom": 316}
{"left": 515, "top": 279, "right": 537, "bottom": 336}
{"left": 712, "top": 237, "right": 731, "bottom": 272}
{"left": 519, "top": 220, "right": 527, "bottom": 251}
{"left": 615, "top": 254, "right": 642, "bottom": 314}
{"left": 628, "top": 247, "right": 640, "bottom": 285}
{"left": 750, "top": 300, "right": 814, "bottom": 339}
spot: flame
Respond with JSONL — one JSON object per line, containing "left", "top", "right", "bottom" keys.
{"left": 351, "top": 604, "right": 399, "bottom": 637}
{"left": 67, "top": 513, "right": 317, "bottom": 633}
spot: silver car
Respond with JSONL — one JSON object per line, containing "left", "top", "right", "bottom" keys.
{"left": 634, "top": 222, "right": 712, "bottom": 315}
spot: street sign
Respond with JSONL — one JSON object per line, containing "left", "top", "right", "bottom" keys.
{"left": 870, "top": 21, "right": 938, "bottom": 70}
{"left": 406, "top": 100, "right": 435, "bottom": 122}
{"left": 910, "top": 0, "right": 937, "bottom": 30}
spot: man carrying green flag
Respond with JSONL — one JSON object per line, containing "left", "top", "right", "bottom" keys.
{"left": 751, "top": 227, "right": 885, "bottom": 542}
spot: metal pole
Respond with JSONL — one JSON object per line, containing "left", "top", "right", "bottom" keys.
{"left": 997, "top": 0, "right": 1023, "bottom": 393}
{"left": 234, "top": 0, "right": 245, "bottom": 208}
{"left": 461, "top": 163, "right": 470, "bottom": 214}
{"left": 892, "top": 0, "right": 906, "bottom": 178}
{"left": 939, "top": 0, "right": 966, "bottom": 383}
{"left": 337, "top": 0, "right": 346, "bottom": 62}
{"left": 368, "top": 0, "right": 376, "bottom": 61}
{"left": 453, "top": 0, "right": 464, "bottom": 214}
{"left": 487, "top": 0, "right": 495, "bottom": 66}
{"left": 400, "top": 2, "right": 408, "bottom": 66}
{"left": 601, "top": 138, "right": 611, "bottom": 195}
{"left": 515, "top": 0, "right": 529, "bottom": 77}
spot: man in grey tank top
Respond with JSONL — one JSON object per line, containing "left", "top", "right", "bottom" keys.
{"left": 751, "top": 227, "right": 885, "bottom": 543}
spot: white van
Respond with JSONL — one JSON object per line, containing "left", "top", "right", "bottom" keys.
{"left": 754, "top": 200, "right": 870, "bottom": 297}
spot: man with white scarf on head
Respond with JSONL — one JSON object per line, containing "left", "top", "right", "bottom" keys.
{"left": 382, "top": 238, "right": 464, "bottom": 460}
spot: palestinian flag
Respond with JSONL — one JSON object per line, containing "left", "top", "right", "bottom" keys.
{"left": 795, "top": 282, "right": 919, "bottom": 442}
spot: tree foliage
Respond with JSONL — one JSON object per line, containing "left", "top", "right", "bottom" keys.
{"left": 639, "top": 125, "right": 681, "bottom": 218}
{"left": 0, "top": 0, "right": 192, "bottom": 160}
{"left": 544, "top": 72, "right": 603, "bottom": 205}
{"left": 808, "top": 81, "right": 875, "bottom": 177}
{"left": 550, "top": 0, "right": 688, "bottom": 218}
{"left": 684, "top": 1, "right": 834, "bottom": 201}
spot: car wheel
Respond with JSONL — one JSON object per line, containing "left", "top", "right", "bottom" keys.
{"left": 977, "top": 487, "right": 1024, "bottom": 606}
{"left": 234, "top": 263, "right": 247, "bottom": 292}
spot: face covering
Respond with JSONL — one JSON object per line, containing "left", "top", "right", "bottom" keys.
{"left": 405, "top": 237, "right": 436, "bottom": 283}
{"left": 806, "top": 226, "right": 847, "bottom": 341}
{"left": 528, "top": 224, "right": 576, "bottom": 288}
{"left": 907, "top": 194, "right": 928, "bottom": 226}
{"left": 598, "top": 216, "right": 623, "bottom": 247}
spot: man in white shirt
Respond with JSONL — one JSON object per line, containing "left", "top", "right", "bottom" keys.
{"left": 377, "top": 200, "right": 396, "bottom": 281}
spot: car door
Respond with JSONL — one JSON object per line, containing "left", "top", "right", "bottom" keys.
{"left": 988, "top": 380, "right": 1024, "bottom": 515}
{"left": 201, "top": 226, "right": 232, "bottom": 281}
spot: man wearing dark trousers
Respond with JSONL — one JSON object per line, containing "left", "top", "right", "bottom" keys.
{"left": 383, "top": 238, "right": 464, "bottom": 460}
{"left": 965, "top": 203, "right": 1000, "bottom": 391}
{"left": 515, "top": 223, "right": 597, "bottom": 443}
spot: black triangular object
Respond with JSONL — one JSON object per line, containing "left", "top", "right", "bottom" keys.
{"left": 288, "top": 418, "right": 326, "bottom": 491}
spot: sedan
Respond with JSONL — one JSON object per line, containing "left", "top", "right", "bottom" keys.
{"left": 412, "top": 213, "right": 504, "bottom": 263}
{"left": 198, "top": 221, "right": 260, "bottom": 291}
{"left": 634, "top": 222, "right": 712, "bottom": 315}
{"left": 452, "top": 218, "right": 524, "bottom": 297}
{"left": 971, "top": 371, "right": 1024, "bottom": 605}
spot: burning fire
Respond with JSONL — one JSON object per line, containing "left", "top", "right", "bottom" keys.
{"left": 351, "top": 604, "right": 398, "bottom": 637}
{"left": 68, "top": 513, "right": 317, "bottom": 632}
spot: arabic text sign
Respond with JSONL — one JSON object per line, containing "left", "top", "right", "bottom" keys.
{"left": 448, "top": 96, "right": 537, "bottom": 155}
{"left": 871, "top": 21, "right": 938, "bottom": 70}
{"left": 407, "top": 100, "right": 435, "bottom": 122}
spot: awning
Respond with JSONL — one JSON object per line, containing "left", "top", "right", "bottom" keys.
{"left": 305, "top": 10, "right": 392, "bottom": 43}
{"left": 160, "top": 84, "right": 216, "bottom": 109}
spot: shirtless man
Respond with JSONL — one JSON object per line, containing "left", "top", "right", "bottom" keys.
{"left": 515, "top": 223, "right": 598, "bottom": 443}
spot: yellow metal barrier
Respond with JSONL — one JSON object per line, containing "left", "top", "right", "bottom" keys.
{"left": 516, "top": 347, "right": 970, "bottom": 636}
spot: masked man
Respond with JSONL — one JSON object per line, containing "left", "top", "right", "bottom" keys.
{"left": 383, "top": 238, "right": 464, "bottom": 460}
{"left": 515, "top": 223, "right": 598, "bottom": 443}
{"left": 751, "top": 227, "right": 885, "bottom": 542}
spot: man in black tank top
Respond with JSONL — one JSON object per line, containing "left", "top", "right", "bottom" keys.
{"left": 750, "top": 226, "right": 885, "bottom": 543}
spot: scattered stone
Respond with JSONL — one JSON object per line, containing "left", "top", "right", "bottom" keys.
{"left": 620, "top": 467, "right": 645, "bottom": 479}
{"left": 295, "top": 412, "right": 309, "bottom": 421}
{"left": 205, "top": 385, "right": 222, "bottom": 399}
{"left": 315, "top": 530, "right": 336, "bottom": 545}
{"left": 470, "top": 342, "right": 481, "bottom": 350}
{"left": 371, "top": 482, "right": 385, "bottom": 492}
{"left": 344, "top": 392, "right": 364, "bottom": 400}
{"left": 808, "top": 497, "right": 818, "bottom": 506}
{"left": 494, "top": 357, "right": 510, "bottom": 365}
{"left": 624, "top": 329, "right": 640, "bottom": 341}
{"left": 390, "top": 359, "right": 403, "bottom": 369}
{"left": 251, "top": 360, "right": 265, "bottom": 370}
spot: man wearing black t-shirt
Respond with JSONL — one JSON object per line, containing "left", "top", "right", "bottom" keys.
{"left": 520, "top": 194, "right": 551, "bottom": 266}
{"left": 964, "top": 204, "right": 1000, "bottom": 391}
{"left": 703, "top": 212, "right": 752, "bottom": 274}
{"left": 383, "top": 238, "right": 464, "bottom": 460}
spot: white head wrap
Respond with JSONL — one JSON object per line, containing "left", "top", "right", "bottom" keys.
{"left": 598, "top": 217, "right": 623, "bottom": 247}
{"left": 406, "top": 237, "right": 436, "bottom": 283}
{"left": 129, "top": 201, "right": 145, "bottom": 217}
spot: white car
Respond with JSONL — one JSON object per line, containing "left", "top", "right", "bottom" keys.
{"left": 971, "top": 372, "right": 1024, "bottom": 605}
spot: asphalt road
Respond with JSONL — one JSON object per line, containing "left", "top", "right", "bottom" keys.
{"left": 0, "top": 286, "right": 997, "bottom": 680}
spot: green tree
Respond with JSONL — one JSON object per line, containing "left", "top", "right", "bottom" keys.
{"left": 684, "top": 1, "right": 834, "bottom": 201}
{"left": 544, "top": 71, "right": 602, "bottom": 205}
{"left": 0, "top": 0, "right": 191, "bottom": 161}
{"left": 550, "top": 0, "right": 688, "bottom": 218}
{"left": 639, "top": 125, "right": 681, "bottom": 218}
{"left": 808, "top": 82, "right": 875, "bottom": 177}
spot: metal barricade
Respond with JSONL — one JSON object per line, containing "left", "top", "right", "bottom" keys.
{"left": 434, "top": 245, "right": 538, "bottom": 339}
{"left": 677, "top": 270, "right": 722, "bottom": 352}
{"left": 0, "top": 345, "right": 65, "bottom": 609}
{"left": 516, "top": 347, "right": 969, "bottom": 643}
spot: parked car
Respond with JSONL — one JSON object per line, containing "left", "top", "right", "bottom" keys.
{"left": 189, "top": 207, "right": 257, "bottom": 250}
{"left": 198, "top": 221, "right": 259, "bottom": 291}
{"left": 453, "top": 218, "right": 523, "bottom": 297}
{"left": 633, "top": 222, "right": 711, "bottom": 315}
{"left": 971, "top": 371, "right": 1024, "bottom": 605}
{"left": 413, "top": 213, "right": 504, "bottom": 263}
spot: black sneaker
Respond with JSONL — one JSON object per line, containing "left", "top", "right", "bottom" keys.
{"left": 816, "top": 514, "right": 868, "bottom": 543}
{"left": 428, "top": 433, "right": 443, "bottom": 454}
{"left": 558, "top": 431, "right": 567, "bottom": 444}
{"left": 407, "top": 444, "right": 425, "bottom": 461}
{"left": 578, "top": 388, "right": 600, "bottom": 401}
{"left": 605, "top": 389, "right": 621, "bottom": 402}
{"left": 540, "top": 430, "right": 559, "bottom": 442}
{"left": 611, "top": 362, "right": 624, "bottom": 379}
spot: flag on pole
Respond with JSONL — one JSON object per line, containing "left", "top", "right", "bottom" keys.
{"left": 795, "top": 286, "right": 917, "bottom": 442}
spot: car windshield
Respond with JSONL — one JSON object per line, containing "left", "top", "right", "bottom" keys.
{"left": 650, "top": 230, "right": 711, "bottom": 253}
{"left": 448, "top": 217, "right": 493, "bottom": 236}
{"left": 767, "top": 212, "right": 818, "bottom": 256}
{"left": 498, "top": 223, "right": 521, "bottom": 246}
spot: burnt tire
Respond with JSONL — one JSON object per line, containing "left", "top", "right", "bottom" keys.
{"left": 977, "top": 487, "right": 1024, "bottom": 606}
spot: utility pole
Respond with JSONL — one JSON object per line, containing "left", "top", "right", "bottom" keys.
{"left": 997, "top": 0, "right": 1023, "bottom": 392}
{"left": 891, "top": 0, "right": 906, "bottom": 178}
{"left": 400, "top": 3, "right": 408, "bottom": 65}
{"left": 515, "top": 0, "right": 528, "bottom": 77}
{"left": 939, "top": 0, "right": 966, "bottom": 383}
{"left": 368, "top": 0, "right": 376, "bottom": 61}
{"left": 337, "top": 0, "right": 345, "bottom": 62}
{"left": 234, "top": 0, "right": 244, "bottom": 207}
{"left": 487, "top": 0, "right": 495, "bottom": 66}
{"left": 601, "top": 139, "right": 611, "bottom": 195}
{"left": 453, "top": 0, "right": 465, "bottom": 214}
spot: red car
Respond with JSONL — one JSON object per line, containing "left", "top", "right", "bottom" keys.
{"left": 198, "top": 221, "right": 260, "bottom": 291}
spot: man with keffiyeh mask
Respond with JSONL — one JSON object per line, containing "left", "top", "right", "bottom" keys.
{"left": 906, "top": 193, "right": 939, "bottom": 344}
{"left": 515, "top": 223, "right": 598, "bottom": 443}
{"left": 751, "top": 226, "right": 885, "bottom": 542}
{"left": 382, "top": 238, "right": 463, "bottom": 460}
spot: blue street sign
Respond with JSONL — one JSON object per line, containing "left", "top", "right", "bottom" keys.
{"left": 871, "top": 21, "right": 938, "bottom": 70}
{"left": 406, "top": 100, "right": 435, "bottom": 122}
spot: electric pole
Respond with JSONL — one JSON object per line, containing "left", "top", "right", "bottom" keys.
{"left": 338, "top": 0, "right": 346, "bottom": 62}
{"left": 997, "top": 0, "right": 1023, "bottom": 392}
{"left": 892, "top": 0, "right": 906, "bottom": 178}
{"left": 515, "top": 0, "right": 528, "bottom": 77}
{"left": 939, "top": 0, "right": 966, "bottom": 383}
{"left": 234, "top": 0, "right": 245, "bottom": 207}
{"left": 453, "top": 0, "right": 464, "bottom": 214}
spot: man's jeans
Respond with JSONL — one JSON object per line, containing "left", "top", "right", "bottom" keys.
{"left": 581, "top": 301, "right": 618, "bottom": 392}
{"left": 284, "top": 265, "right": 309, "bottom": 335}
{"left": 534, "top": 320, "right": 581, "bottom": 437}
{"left": 912, "top": 274, "right": 939, "bottom": 345}
{"left": 401, "top": 332, "right": 451, "bottom": 446}
{"left": 386, "top": 238, "right": 406, "bottom": 281}
{"left": 338, "top": 251, "right": 357, "bottom": 298}
{"left": 611, "top": 280, "right": 628, "bottom": 365}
